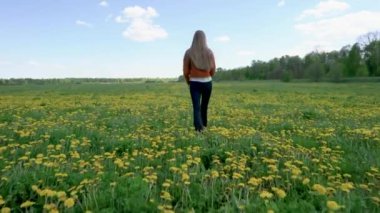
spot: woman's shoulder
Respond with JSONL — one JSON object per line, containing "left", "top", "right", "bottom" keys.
{"left": 184, "top": 49, "right": 191, "bottom": 61}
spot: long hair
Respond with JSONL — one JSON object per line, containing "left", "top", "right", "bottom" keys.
{"left": 188, "top": 30, "right": 213, "bottom": 71}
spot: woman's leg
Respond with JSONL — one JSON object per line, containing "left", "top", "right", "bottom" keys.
{"left": 200, "top": 81, "right": 212, "bottom": 128}
{"left": 190, "top": 81, "right": 204, "bottom": 131}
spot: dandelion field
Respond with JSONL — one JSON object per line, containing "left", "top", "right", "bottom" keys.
{"left": 0, "top": 81, "right": 379, "bottom": 212}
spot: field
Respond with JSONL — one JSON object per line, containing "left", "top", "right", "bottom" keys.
{"left": 0, "top": 81, "right": 379, "bottom": 212}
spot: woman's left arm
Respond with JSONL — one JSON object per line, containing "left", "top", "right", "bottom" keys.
{"left": 183, "top": 51, "right": 191, "bottom": 84}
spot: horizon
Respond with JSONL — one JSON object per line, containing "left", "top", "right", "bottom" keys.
{"left": 1, "top": 0, "right": 380, "bottom": 79}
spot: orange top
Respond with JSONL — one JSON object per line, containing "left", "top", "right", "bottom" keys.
{"left": 183, "top": 50, "right": 216, "bottom": 84}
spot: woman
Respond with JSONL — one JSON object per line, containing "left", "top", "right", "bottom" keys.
{"left": 183, "top": 30, "right": 216, "bottom": 132}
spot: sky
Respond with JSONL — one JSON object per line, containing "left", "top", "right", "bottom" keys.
{"left": 1, "top": 0, "right": 380, "bottom": 78}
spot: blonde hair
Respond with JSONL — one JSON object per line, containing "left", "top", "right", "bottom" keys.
{"left": 187, "top": 30, "right": 213, "bottom": 71}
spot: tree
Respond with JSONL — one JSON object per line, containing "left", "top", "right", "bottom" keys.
{"left": 358, "top": 31, "right": 380, "bottom": 49}
{"left": 210, "top": 31, "right": 380, "bottom": 81}
{"left": 328, "top": 62, "right": 344, "bottom": 82}
{"left": 358, "top": 31, "right": 380, "bottom": 76}
{"left": 306, "top": 54, "right": 325, "bottom": 82}
{"left": 364, "top": 40, "right": 380, "bottom": 76}
{"left": 251, "top": 60, "right": 269, "bottom": 80}
{"left": 281, "top": 70, "right": 292, "bottom": 82}
{"left": 267, "top": 58, "right": 282, "bottom": 79}
{"left": 356, "top": 64, "right": 369, "bottom": 77}
{"left": 346, "top": 43, "right": 361, "bottom": 77}
{"left": 287, "top": 56, "right": 304, "bottom": 79}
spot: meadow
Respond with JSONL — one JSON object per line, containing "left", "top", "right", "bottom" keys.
{"left": 0, "top": 81, "right": 379, "bottom": 213}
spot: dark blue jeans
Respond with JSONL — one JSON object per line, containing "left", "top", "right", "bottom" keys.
{"left": 189, "top": 81, "right": 212, "bottom": 131}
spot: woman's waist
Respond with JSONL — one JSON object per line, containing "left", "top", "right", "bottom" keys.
{"left": 189, "top": 76, "right": 212, "bottom": 82}
{"left": 189, "top": 69, "right": 211, "bottom": 77}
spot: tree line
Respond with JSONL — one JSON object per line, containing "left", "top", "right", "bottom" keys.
{"left": 0, "top": 78, "right": 177, "bottom": 86}
{"left": 211, "top": 31, "right": 380, "bottom": 82}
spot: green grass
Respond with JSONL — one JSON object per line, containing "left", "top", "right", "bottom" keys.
{"left": 0, "top": 81, "right": 379, "bottom": 212}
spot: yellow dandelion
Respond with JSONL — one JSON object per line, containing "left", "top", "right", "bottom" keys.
{"left": 233, "top": 172, "right": 243, "bottom": 179}
{"left": 169, "top": 167, "right": 179, "bottom": 173}
{"left": 35, "top": 158, "right": 43, "bottom": 165}
{"left": 370, "top": 167, "right": 379, "bottom": 173}
{"left": 124, "top": 172, "right": 134, "bottom": 177}
{"left": 371, "top": 196, "right": 380, "bottom": 204}
{"left": 326, "top": 187, "right": 336, "bottom": 195}
{"left": 50, "top": 208, "right": 59, "bottom": 213}
{"left": 18, "top": 156, "right": 28, "bottom": 161}
{"left": 248, "top": 177, "right": 262, "bottom": 186}
{"left": 44, "top": 189, "right": 57, "bottom": 197}
{"left": 302, "top": 178, "right": 310, "bottom": 185}
{"left": 64, "top": 198, "right": 75, "bottom": 208}
{"left": 57, "top": 191, "right": 67, "bottom": 201}
{"left": 291, "top": 167, "right": 302, "bottom": 176}
{"left": 31, "top": 185, "right": 39, "bottom": 192}
{"left": 359, "top": 184, "right": 370, "bottom": 191}
{"left": 211, "top": 170, "right": 219, "bottom": 178}
{"left": 272, "top": 187, "right": 286, "bottom": 199}
{"left": 181, "top": 164, "right": 188, "bottom": 170}
{"left": 181, "top": 173, "right": 190, "bottom": 182}
{"left": 262, "top": 175, "right": 274, "bottom": 181}
{"left": 55, "top": 173, "right": 68, "bottom": 178}
{"left": 1, "top": 207, "right": 11, "bottom": 213}
{"left": 20, "top": 200, "right": 35, "bottom": 208}
{"left": 43, "top": 203, "right": 56, "bottom": 210}
{"left": 343, "top": 173, "right": 351, "bottom": 178}
{"left": 157, "top": 205, "right": 164, "bottom": 211}
{"left": 268, "top": 165, "right": 278, "bottom": 173}
{"left": 340, "top": 182, "right": 354, "bottom": 193}
{"left": 114, "top": 158, "right": 124, "bottom": 168}
{"left": 259, "top": 190, "right": 273, "bottom": 199}
{"left": 160, "top": 191, "right": 172, "bottom": 201}
{"left": 162, "top": 182, "right": 171, "bottom": 188}
{"left": 327, "top": 200, "right": 343, "bottom": 211}
{"left": 312, "top": 184, "right": 327, "bottom": 195}
{"left": 0, "top": 196, "right": 4, "bottom": 206}
{"left": 193, "top": 157, "right": 201, "bottom": 164}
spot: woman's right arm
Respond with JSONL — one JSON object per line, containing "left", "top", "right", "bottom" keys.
{"left": 210, "top": 52, "right": 216, "bottom": 77}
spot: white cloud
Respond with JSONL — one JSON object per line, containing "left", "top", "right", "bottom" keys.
{"left": 115, "top": 16, "right": 125, "bottom": 24}
{"left": 99, "top": 1, "right": 108, "bottom": 7}
{"left": 292, "top": 11, "right": 380, "bottom": 55}
{"left": 75, "top": 20, "right": 93, "bottom": 28}
{"left": 278, "top": 0, "right": 285, "bottom": 7}
{"left": 297, "top": 0, "right": 350, "bottom": 20}
{"left": 115, "top": 6, "right": 168, "bottom": 42}
{"left": 237, "top": 50, "right": 255, "bottom": 56}
{"left": 215, "top": 35, "right": 231, "bottom": 43}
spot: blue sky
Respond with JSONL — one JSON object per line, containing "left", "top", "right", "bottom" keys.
{"left": 1, "top": 0, "right": 380, "bottom": 78}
